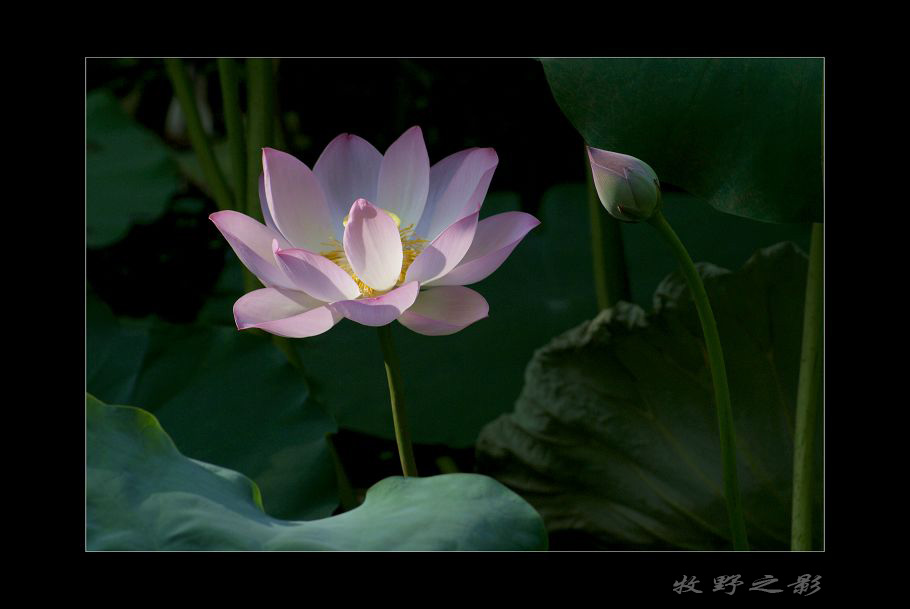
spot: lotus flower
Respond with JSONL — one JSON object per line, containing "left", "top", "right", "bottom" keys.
{"left": 586, "top": 146, "right": 661, "bottom": 222}
{"left": 210, "top": 126, "right": 540, "bottom": 337}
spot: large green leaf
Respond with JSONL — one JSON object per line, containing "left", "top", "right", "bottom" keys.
{"left": 86, "top": 294, "right": 338, "bottom": 520}
{"left": 87, "top": 395, "right": 547, "bottom": 551}
{"left": 542, "top": 58, "right": 823, "bottom": 224}
{"left": 86, "top": 89, "right": 182, "bottom": 248}
{"left": 476, "top": 242, "right": 823, "bottom": 549}
{"left": 199, "top": 187, "right": 810, "bottom": 448}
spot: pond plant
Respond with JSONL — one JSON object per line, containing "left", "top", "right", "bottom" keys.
{"left": 87, "top": 57, "right": 823, "bottom": 552}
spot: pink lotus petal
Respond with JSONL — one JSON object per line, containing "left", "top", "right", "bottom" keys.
{"left": 397, "top": 286, "right": 489, "bottom": 336}
{"left": 258, "top": 173, "right": 278, "bottom": 233}
{"left": 209, "top": 210, "right": 295, "bottom": 289}
{"left": 313, "top": 133, "right": 383, "bottom": 237}
{"left": 274, "top": 246, "right": 361, "bottom": 303}
{"left": 331, "top": 281, "right": 419, "bottom": 327}
{"left": 262, "top": 148, "right": 334, "bottom": 250}
{"left": 587, "top": 147, "right": 658, "bottom": 181}
{"left": 405, "top": 212, "right": 479, "bottom": 285}
{"left": 233, "top": 287, "right": 341, "bottom": 338}
{"left": 416, "top": 147, "right": 498, "bottom": 241}
{"left": 429, "top": 212, "right": 540, "bottom": 286}
{"left": 587, "top": 147, "right": 661, "bottom": 221}
{"left": 342, "top": 198, "right": 403, "bottom": 292}
{"left": 377, "top": 126, "right": 430, "bottom": 230}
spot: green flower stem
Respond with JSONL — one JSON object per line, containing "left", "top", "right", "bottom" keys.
{"left": 325, "top": 432, "right": 360, "bottom": 511}
{"left": 237, "top": 59, "right": 300, "bottom": 370}
{"left": 271, "top": 59, "right": 289, "bottom": 151}
{"left": 377, "top": 324, "right": 418, "bottom": 478}
{"left": 271, "top": 333, "right": 303, "bottom": 369}
{"left": 791, "top": 222, "right": 823, "bottom": 551}
{"left": 435, "top": 456, "right": 459, "bottom": 474}
{"left": 216, "top": 58, "right": 247, "bottom": 209}
{"left": 244, "top": 59, "right": 275, "bottom": 224}
{"left": 163, "top": 59, "right": 234, "bottom": 212}
{"left": 584, "top": 148, "right": 631, "bottom": 310}
{"left": 648, "top": 211, "right": 750, "bottom": 551}
{"left": 240, "top": 269, "right": 259, "bottom": 295}
{"left": 215, "top": 58, "right": 259, "bottom": 295}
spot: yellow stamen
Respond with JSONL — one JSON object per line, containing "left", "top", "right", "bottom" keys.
{"left": 320, "top": 220, "right": 426, "bottom": 297}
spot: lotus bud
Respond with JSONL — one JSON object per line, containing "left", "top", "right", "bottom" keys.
{"left": 586, "top": 146, "right": 662, "bottom": 222}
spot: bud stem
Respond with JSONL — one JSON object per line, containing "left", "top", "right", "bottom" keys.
{"left": 647, "top": 211, "right": 750, "bottom": 551}
{"left": 377, "top": 324, "right": 418, "bottom": 478}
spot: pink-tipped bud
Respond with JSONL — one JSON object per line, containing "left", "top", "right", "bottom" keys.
{"left": 587, "top": 146, "right": 662, "bottom": 222}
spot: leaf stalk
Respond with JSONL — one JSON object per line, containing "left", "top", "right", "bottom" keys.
{"left": 791, "top": 222, "right": 823, "bottom": 550}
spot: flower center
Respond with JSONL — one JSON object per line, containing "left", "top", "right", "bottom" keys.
{"left": 320, "top": 209, "right": 427, "bottom": 297}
